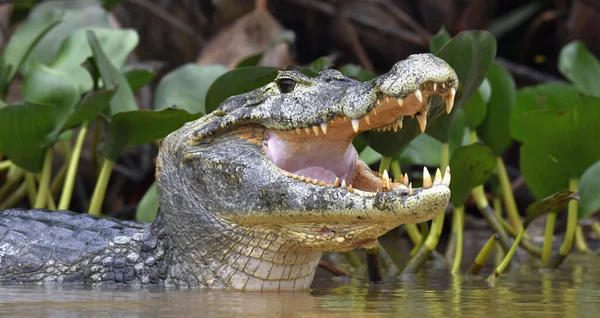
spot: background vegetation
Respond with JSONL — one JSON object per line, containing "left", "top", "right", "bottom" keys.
{"left": 0, "top": 0, "right": 599, "bottom": 282}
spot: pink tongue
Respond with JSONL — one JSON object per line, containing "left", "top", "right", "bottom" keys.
{"left": 293, "top": 167, "right": 338, "bottom": 184}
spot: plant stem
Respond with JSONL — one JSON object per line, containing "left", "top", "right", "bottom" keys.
{"left": 541, "top": 210, "right": 557, "bottom": 264}
{"left": 471, "top": 186, "right": 511, "bottom": 253}
{"left": 590, "top": 221, "right": 600, "bottom": 239}
{"left": 33, "top": 149, "right": 53, "bottom": 209}
{"left": 50, "top": 160, "right": 69, "bottom": 199}
{"left": 547, "top": 178, "right": 579, "bottom": 269}
{"left": 496, "top": 157, "right": 523, "bottom": 231}
{"left": 88, "top": 159, "right": 114, "bottom": 216}
{"left": 25, "top": 173, "right": 37, "bottom": 206}
{"left": 0, "top": 166, "right": 24, "bottom": 202}
{"left": 365, "top": 244, "right": 383, "bottom": 283}
{"left": 575, "top": 225, "right": 589, "bottom": 254}
{"left": 0, "top": 182, "right": 27, "bottom": 210}
{"left": 451, "top": 205, "right": 464, "bottom": 273}
{"left": 378, "top": 156, "right": 392, "bottom": 175}
{"left": 405, "top": 223, "right": 423, "bottom": 244}
{"left": 487, "top": 229, "right": 525, "bottom": 283}
{"left": 46, "top": 191, "right": 57, "bottom": 210}
{"left": 377, "top": 241, "right": 398, "bottom": 271}
{"left": 344, "top": 251, "right": 362, "bottom": 268}
{"left": 467, "top": 233, "right": 500, "bottom": 275}
{"left": 59, "top": 124, "right": 88, "bottom": 210}
{"left": 390, "top": 160, "right": 402, "bottom": 181}
{"left": 0, "top": 160, "right": 11, "bottom": 171}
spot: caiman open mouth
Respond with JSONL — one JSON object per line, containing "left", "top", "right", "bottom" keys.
{"left": 262, "top": 81, "right": 455, "bottom": 195}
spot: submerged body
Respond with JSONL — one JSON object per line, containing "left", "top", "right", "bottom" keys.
{"left": 0, "top": 54, "right": 458, "bottom": 291}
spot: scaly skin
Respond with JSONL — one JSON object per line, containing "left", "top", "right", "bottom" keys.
{"left": 0, "top": 53, "right": 458, "bottom": 291}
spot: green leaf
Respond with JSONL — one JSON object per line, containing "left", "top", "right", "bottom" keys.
{"left": 338, "top": 64, "right": 376, "bottom": 82}
{"left": 524, "top": 189, "right": 578, "bottom": 228}
{"left": 519, "top": 99, "right": 600, "bottom": 178}
{"left": 154, "top": 64, "right": 228, "bottom": 114}
{"left": 358, "top": 146, "right": 381, "bottom": 166}
{"left": 101, "top": 108, "right": 202, "bottom": 161}
{"left": 429, "top": 27, "right": 451, "bottom": 55}
{"left": 235, "top": 53, "right": 264, "bottom": 68}
{"left": 52, "top": 27, "right": 139, "bottom": 93}
{"left": 63, "top": 89, "right": 117, "bottom": 130}
{"left": 462, "top": 91, "right": 486, "bottom": 129}
{"left": 123, "top": 67, "right": 157, "bottom": 93}
{"left": 520, "top": 143, "right": 570, "bottom": 200}
{"left": 578, "top": 160, "right": 600, "bottom": 220}
{"left": 448, "top": 143, "right": 497, "bottom": 206}
{"left": 86, "top": 30, "right": 137, "bottom": 114}
{"left": 510, "top": 83, "right": 581, "bottom": 142}
{"left": 310, "top": 56, "right": 334, "bottom": 72}
{"left": 558, "top": 41, "right": 600, "bottom": 97}
{"left": 477, "top": 62, "right": 516, "bottom": 155}
{"left": 205, "top": 66, "right": 278, "bottom": 114}
{"left": 136, "top": 182, "right": 159, "bottom": 222}
{"left": 395, "top": 133, "right": 442, "bottom": 167}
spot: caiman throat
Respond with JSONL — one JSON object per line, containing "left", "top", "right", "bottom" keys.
{"left": 0, "top": 53, "right": 458, "bottom": 291}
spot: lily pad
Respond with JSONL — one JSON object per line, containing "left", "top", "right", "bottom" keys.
{"left": 205, "top": 66, "right": 278, "bottom": 114}
{"left": 520, "top": 142, "right": 570, "bottom": 200}
{"left": 429, "top": 27, "right": 451, "bottom": 55}
{"left": 101, "top": 108, "right": 202, "bottom": 161}
{"left": 524, "top": 189, "right": 578, "bottom": 228}
{"left": 63, "top": 89, "right": 117, "bottom": 130}
{"left": 154, "top": 64, "right": 229, "bottom": 114}
{"left": 448, "top": 143, "right": 497, "bottom": 206}
{"left": 558, "top": 41, "right": 600, "bottom": 97}
{"left": 123, "top": 67, "right": 157, "bottom": 93}
{"left": 578, "top": 160, "right": 600, "bottom": 220}
{"left": 235, "top": 53, "right": 264, "bottom": 68}
{"left": 477, "top": 62, "right": 516, "bottom": 155}
{"left": 136, "top": 182, "right": 159, "bottom": 222}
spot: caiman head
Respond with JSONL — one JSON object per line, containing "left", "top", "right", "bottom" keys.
{"left": 156, "top": 53, "right": 458, "bottom": 258}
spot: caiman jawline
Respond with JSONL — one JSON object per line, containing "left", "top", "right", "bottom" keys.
{"left": 262, "top": 80, "right": 456, "bottom": 196}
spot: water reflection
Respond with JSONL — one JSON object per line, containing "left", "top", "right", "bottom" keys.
{"left": 0, "top": 258, "right": 599, "bottom": 317}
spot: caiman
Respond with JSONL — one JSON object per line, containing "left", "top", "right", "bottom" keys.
{"left": 0, "top": 53, "right": 458, "bottom": 291}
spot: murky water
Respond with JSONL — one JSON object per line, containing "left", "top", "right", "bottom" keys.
{"left": 0, "top": 256, "right": 598, "bottom": 318}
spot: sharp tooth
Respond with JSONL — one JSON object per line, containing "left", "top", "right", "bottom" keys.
{"left": 364, "top": 114, "right": 370, "bottom": 125}
{"left": 348, "top": 184, "right": 354, "bottom": 193}
{"left": 382, "top": 169, "right": 390, "bottom": 191}
{"left": 423, "top": 167, "right": 432, "bottom": 189}
{"left": 397, "top": 98, "right": 404, "bottom": 107}
{"left": 415, "top": 89, "right": 423, "bottom": 103}
{"left": 320, "top": 123, "right": 328, "bottom": 135}
{"left": 377, "top": 99, "right": 381, "bottom": 105}
{"left": 373, "top": 108, "right": 377, "bottom": 116}
{"left": 333, "top": 177, "right": 340, "bottom": 187}
{"left": 442, "top": 83, "right": 446, "bottom": 89}
{"left": 304, "top": 127, "right": 311, "bottom": 135}
{"left": 396, "top": 117, "right": 403, "bottom": 129}
{"left": 393, "top": 123, "right": 399, "bottom": 132}
{"left": 319, "top": 181, "right": 326, "bottom": 186}
{"left": 446, "top": 87, "right": 456, "bottom": 114}
{"left": 408, "top": 182, "right": 413, "bottom": 196}
{"left": 402, "top": 173, "right": 409, "bottom": 186}
{"left": 312, "top": 179, "right": 319, "bottom": 185}
{"left": 295, "top": 128, "right": 301, "bottom": 134}
{"left": 442, "top": 166, "right": 451, "bottom": 186}
{"left": 299, "top": 176, "right": 306, "bottom": 182}
{"left": 385, "top": 96, "right": 390, "bottom": 103}
{"left": 433, "top": 82, "right": 437, "bottom": 91}
{"left": 312, "top": 126, "right": 320, "bottom": 136}
{"left": 341, "top": 179, "right": 347, "bottom": 187}
{"left": 416, "top": 113, "right": 427, "bottom": 132}
{"left": 433, "top": 168, "right": 442, "bottom": 185}
{"left": 351, "top": 119, "right": 360, "bottom": 133}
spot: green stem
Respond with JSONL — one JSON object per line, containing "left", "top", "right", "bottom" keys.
{"left": 487, "top": 229, "right": 525, "bottom": 283}
{"left": 59, "top": 124, "right": 88, "bottom": 210}
{"left": 377, "top": 242, "right": 398, "bottom": 272}
{"left": 547, "top": 178, "right": 579, "bottom": 269}
{"left": 451, "top": 206, "right": 464, "bottom": 273}
{"left": 46, "top": 191, "right": 56, "bottom": 210}
{"left": 0, "top": 167, "right": 24, "bottom": 202}
{"left": 25, "top": 173, "right": 37, "bottom": 206}
{"left": 0, "top": 182, "right": 27, "bottom": 210}
{"left": 378, "top": 156, "right": 392, "bottom": 175}
{"left": 471, "top": 186, "right": 511, "bottom": 253}
{"left": 405, "top": 223, "right": 423, "bottom": 244}
{"left": 88, "top": 159, "right": 114, "bottom": 216}
{"left": 50, "top": 160, "right": 69, "bottom": 199}
{"left": 467, "top": 233, "right": 500, "bottom": 275}
{"left": 344, "top": 251, "right": 362, "bottom": 268}
{"left": 390, "top": 160, "right": 402, "bottom": 182}
{"left": 575, "top": 225, "right": 589, "bottom": 254}
{"left": 33, "top": 149, "right": 53, "bottom": 208}
{"left": 590, "top": 221, "right": 600, "bottom": 239}
{"left": 496, "top": 157, "right": 523, "bottom": 232}
{"left": 0, "top": 160, "right": 11, "bottom": 171}
{"left": 541, "top": 211, "right": 557, "bottom": 264}
{"left": 440, "top": 143, "right": 449, "bottom": 169}
{"left": 365, "top": 244, "right": 383, "bottom": 283}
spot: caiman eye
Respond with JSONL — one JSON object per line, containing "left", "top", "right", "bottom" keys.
{"left": 277, "top": 79, "right": 297, "bottom": 93}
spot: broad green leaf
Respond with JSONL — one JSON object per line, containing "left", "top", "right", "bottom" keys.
{"left": 101, "top": 108, "right": 202, "bottom": 161}
{"left": 524, "top": 189, "right": 578, "bottom": 228}
{"left": 477, "top": 62, "right": 516, "bottom": 155}
{"left": 205, "top": 66, "right": 278, "bottom": 114}
{"left": 338, "top": 64, "right": 376, "bottom": 82}
{"left": 87, "top": 30, "right": 137, "bottom": 114}
{"left": 123, "top": 67, "right": 157, "bottom": 93}
{"left": 429, "top": 27, "right": 451, "bottom": 55}
{"left": 21, "top": 61, "right": 79, "bottom": 139}
{"left": 52, "top": 27, "right": 139, "bottom": 93}
{"left": 479, "top": 78, "right": 492, "bottom": 104}
{"left": 358, "top": 146, "right": 381, "bottom": 166}
{"left": 235, "top": 53, "right": 264, "bottom": 68}
{"left": 558, "top": 41, "right": 600, "bottom": 97}
{"left": 396, "top": 133, "right": 442, "bottom": 167}
{"left": 154, "top": 64, "right": 228, "bottom": 114}
{"left": 519, "top": 100, "right": 600, "bottom": 178}
{"left": 578, "top": 160, "right": 600, "bottom": 220}
{"left": 427, "top": 30, "right": 497, "bottom": 143}
{"left": 448, "top": 143, "right": 497, "bottom": 206}
{"left": 0, "top": 103, "right": 58, "bottom": 172}
{"left": 462, "top": 91, "right": 486, "bottom": 129}
{"left": 63, "top": 89, "right": 117, "bottom": 130}
{"left": 136, "top": 182, "right": 159, "bottom": 222}
{"left": 310, "top": 56, "right": 334, "bottom": 72}
{"left": 18, "top": 1, "right": 112, "bottom": 74}
{"left": 520, "top": 143, "right": 569, "bottom": 200}
{"left": 510, "top": 83, "right": 581, "bottom": 142}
